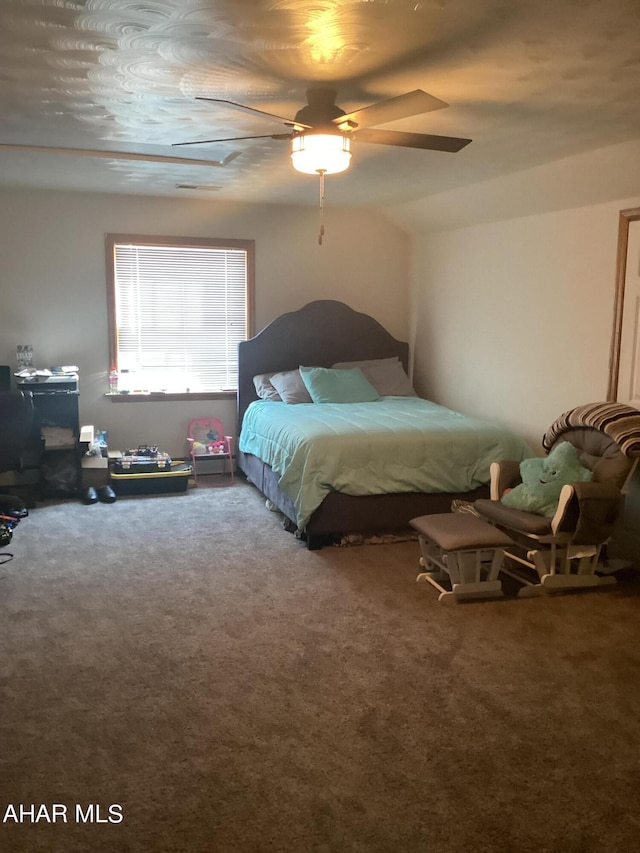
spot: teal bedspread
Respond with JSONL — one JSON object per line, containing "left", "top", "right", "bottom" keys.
{"left": 239, "top": 397, "right": 533, "bottom": 530}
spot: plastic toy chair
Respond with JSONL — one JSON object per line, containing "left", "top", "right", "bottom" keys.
{"left": 186, "top": 418, "right": 234, "bottom": 486}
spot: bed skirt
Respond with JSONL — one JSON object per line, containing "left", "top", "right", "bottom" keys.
{"left": 238, "top": 451, "right": 489, "bottom": 548}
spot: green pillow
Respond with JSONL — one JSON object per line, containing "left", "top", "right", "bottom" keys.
{"left": 299, "top": 366, "right": 380, "bottom": 404}
{"left": 501, "top": 441, "right": 593, "bottom": 517}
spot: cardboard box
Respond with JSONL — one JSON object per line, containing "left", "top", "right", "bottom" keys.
{"left": 80, "top": 425, "right": 109, "bottom": 486}
{"left": 81, "top": 455, "right": 109, "bottom": 488}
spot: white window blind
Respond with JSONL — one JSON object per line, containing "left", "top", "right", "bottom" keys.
{"left": 111, "top": 240, "right": 251, "bottom": 393}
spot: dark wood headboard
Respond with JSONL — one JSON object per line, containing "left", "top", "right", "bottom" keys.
{"left": 237, "top": 300, "right": 409, "bottom": 431}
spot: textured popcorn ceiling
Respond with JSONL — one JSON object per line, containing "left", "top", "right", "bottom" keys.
{"left": 0, "top": 0, "right": 639, "bottom": 207}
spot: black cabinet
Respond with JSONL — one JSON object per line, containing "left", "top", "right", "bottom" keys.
{"left": 17, "top": 376, "right": 81, "bottom": 497}
{"left": 0, "top": 388, "right": 43, "bottom": 506}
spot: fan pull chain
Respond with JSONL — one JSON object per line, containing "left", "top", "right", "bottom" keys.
{"left": 318, "top": 169, "right": 326, "bottom": 246}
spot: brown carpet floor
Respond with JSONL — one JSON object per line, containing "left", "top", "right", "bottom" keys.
{"left": 2, "top": 479, "right": 640, "bottom": 853}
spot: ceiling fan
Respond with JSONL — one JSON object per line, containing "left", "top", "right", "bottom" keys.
{"left": 172, "top": 87, "right": 471, "bottom": 244}
{"left": 173, "top": 87, "right": 472, "bottom": 175}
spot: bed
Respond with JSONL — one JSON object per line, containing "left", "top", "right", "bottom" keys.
{"left": 236, "top": 300, "right": 531, "bottom": 549}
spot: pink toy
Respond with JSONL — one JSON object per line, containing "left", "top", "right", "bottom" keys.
{"left": 207, "top": 440, "right": 227, "bottom": 454}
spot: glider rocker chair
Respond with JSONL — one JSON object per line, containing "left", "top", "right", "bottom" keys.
{"left": 474, "top": 403, "right": 640, "bottom": 597}
{"left": 186, "top": 417, "right": 234, "bottom": 486}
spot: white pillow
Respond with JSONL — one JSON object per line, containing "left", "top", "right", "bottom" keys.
{"left": 253, "top": 373, "right": 281, "bottom": 401}
{"left": 269, "top": 369, "right": 313, "bottom": 404}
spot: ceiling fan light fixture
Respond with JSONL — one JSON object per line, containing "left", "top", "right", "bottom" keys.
{"left": 290, "top": 132, "right": 351, "bottom": 175}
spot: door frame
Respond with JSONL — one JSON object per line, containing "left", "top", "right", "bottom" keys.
{"left": 607, "top": 207, "right": 640, "bottom": 401}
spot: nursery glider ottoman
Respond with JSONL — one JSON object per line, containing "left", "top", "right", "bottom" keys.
{"left": 410, "top": 513, "right": 513, "bottom": 602}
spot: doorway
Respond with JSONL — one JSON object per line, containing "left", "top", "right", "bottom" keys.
{"left": 608, "top": 207, "right": 640, "bottom": 402}
{"left": 607, "top": 206, "right": 640, "bottom": 563}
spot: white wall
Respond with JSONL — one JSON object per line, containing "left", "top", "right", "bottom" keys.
{"left": 0, "top": 189, "right": 409, "bottom": 456}
{"left": 406, "top": 197, "right": 640, "bottom": 448}
{"left": 383, "top": 137, "right": 640, "bottom": 449}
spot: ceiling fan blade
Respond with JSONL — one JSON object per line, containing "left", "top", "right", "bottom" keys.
{"left": 0, "top": 143, "right": 241, "bottom": 168}
{"left": 195, "top": 97, "right": 309, "bottom": 129}
{"left": 335, "top": 89, "right": 449, "bottom": 130}
{"left": 173, "top": 133, "right": 292, "bottom": 147}
{"left": 353, "top": 128, "right": 471, "bottom": 152}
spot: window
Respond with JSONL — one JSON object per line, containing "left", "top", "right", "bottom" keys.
{"left": 106, "top": 234, "right": 254, "bottom": 396}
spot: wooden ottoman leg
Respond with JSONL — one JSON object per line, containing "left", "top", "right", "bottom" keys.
{"left": 449, "top": 554, "right": 504, "bottom": 600}
{"left": 417, "top": 536, "right": 448, "bottom": 581}
{"left": 411, "top": 514, "right": 510, "bottom": 602}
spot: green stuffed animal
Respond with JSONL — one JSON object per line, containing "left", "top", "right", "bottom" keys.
{"left": 501, "top": 440, "right": 593, "bottom": 517}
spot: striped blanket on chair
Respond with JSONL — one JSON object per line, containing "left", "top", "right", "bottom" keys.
{"left": 543, "top": 402, "right": 640, "bottom": 457}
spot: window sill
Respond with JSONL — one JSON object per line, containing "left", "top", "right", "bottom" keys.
{"left": 106, "top": 391, "right": 236, "bottom": 402}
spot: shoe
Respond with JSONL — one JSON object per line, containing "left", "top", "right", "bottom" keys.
{"left": 0, "top": 494, "right": 28, "bottom": 517}
{"left": 82, "top": 487, "right": 98, "bottom": 505}
{"left": 3, "top": 507, "right": 28, "bottom": 518}
{"left": 97, "top": 485, "right": 117, "bottom": 503}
